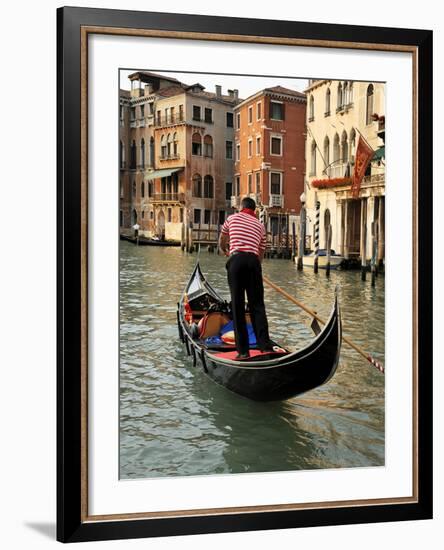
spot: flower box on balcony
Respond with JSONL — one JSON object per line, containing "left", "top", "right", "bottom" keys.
{"left": 311, "top": 177, "right": 352, "bottom": 189}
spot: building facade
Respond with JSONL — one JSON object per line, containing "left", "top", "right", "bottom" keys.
{"left": 304, "top": 79, "right": 385, "bottom": 262}
{"left": 119, "top": 72, "right": 240, "bottom": 242}
{"left": 233, "top": 86, "right": 306, "bottom": 239}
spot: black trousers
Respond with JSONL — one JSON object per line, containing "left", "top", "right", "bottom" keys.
{"left": 226, "top": 252, "right": 271, "bottom": 354}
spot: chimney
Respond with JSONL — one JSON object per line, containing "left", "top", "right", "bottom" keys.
{"left": 144, "top": 84, "right": 153, "bottom": 95}
{"left": 215, "top": 85, "right": 222, "bottom": 97}
{"left": 233, "top": 89, "right": 239, "bottom": 101}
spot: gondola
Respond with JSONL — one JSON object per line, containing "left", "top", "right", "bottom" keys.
{"left": 120, "top": 234, "right": 180, "bottom": 246}
{"left": 177, "top": 263, "right": 342, "bottom": 402}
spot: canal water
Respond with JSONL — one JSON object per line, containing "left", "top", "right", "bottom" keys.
{"left": 119, "top": 241, "right": 385, "bottom": 479}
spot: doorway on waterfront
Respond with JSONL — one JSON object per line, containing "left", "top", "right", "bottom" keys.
{"left": 345, "top": 200, "right": 361, "bottom": 257}
{"left": 157, "top": 210, "right": 165, "bottom": 240}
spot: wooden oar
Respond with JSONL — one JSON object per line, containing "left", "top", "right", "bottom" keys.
{"left": 263, "top": 275, "right": 385, "bottom": 374}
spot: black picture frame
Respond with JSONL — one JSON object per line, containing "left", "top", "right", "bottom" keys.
{"left": 57, "top": 6, "right": 433, "bottom": 543}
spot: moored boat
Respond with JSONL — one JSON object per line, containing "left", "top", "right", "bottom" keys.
{"left": 177, "top": 263, "right": 342, "bottom": 402}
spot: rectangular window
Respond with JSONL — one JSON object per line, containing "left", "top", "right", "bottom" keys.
{"left": 142, "top": 210, "right": 145, "bottom": 219}
{"left": 150, "top": 211, "right": 154, "bottom": 220}
{"left": 257, "top": 101, "right": 262, "bottom": 120}
{"left": 140, "top": 105, "right": 145, "bottom": 118}
{"left": 204, "top": 108, "right": 213, "bottom": 123}
{"left": 235, "top": 176, "right": 240, "bottom": 196}
{"left": 270, "top": 101, "right": 284, "bottom": 120}
{"left": 180, "top": 208, "right": 184, "bottom": 223}
{"left": 226, "top": 112, "right": 234, "bottom": 127}
{"left": 194, "top": 209, "right": 201, "bottom": 224}
{"left": 167, "top": 208, "right": 172, "bottom": 223}
{"left": 204, "top": 209, "right": 211, "bottom": 224}
{"left": 226, "top": 140, "right": 233, "bottom": 159}
{"left": 248, "top": 173, "right": 253, "bottom": 194}
{"left": 170, "top": 106, "right": 175, "bottom": 121}
{"left": 225, "top": 182, "right": 232, "bottom": 200}
{"left": 248, "top": 105, "right": 253, "bottom": 124}
{"left": 119, "top": 105, "right": 123, "bottom": 120}
{"left": 256, "top": 136, "right": 261, "bottom": 155}
{"left": 271, "top": 135, "right": 283, "bottom": 155}
{"left": 270, "top": 172, "right": 282, "bottom": 195}
{"left": 219, "top": 210, "right": 225, "bottom": 225}
{"left": 236, "top": 143, "right": 240, "bottom": 161}
{"left": 179, "top": 104, "right": 184, "bottom": 121}
{"left": 130, "top": 107, "right": 136, "bottom": 121}
{"left": 156, "top": 110, "right": 161, "bottom": 125}
{"left": 193, "top": 105, "right": 201, "bottom": 121}
{"left": 255, "top": 172, "right": 261, "bottom": 193}
{"left": 119, "top": 210, "right": 123, "bottom": 226}
{"left": 149, "top": 103, "right": 154, "bottom": 115}
{"left": 248, "top": 139, "right": 253, "bottom": 158}
{"left": 236, "top": 112, "right": 240, "bottom": 129}
{"left": 164, "top": 108, "right": 168, "bottom": 122}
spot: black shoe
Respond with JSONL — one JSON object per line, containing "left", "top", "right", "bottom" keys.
{"left": 235, "top": 352, "right": 250, "bottom": 360}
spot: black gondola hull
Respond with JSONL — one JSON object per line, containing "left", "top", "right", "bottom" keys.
{"left": 178, "top": 263, "right": 342, "bottom": 402}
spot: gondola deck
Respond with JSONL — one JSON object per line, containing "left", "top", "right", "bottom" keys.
{"left": 177, "top": 263, "right": 342, "bottom": 401}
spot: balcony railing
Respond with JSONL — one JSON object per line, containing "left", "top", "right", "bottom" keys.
{"left": 249, "top": 193, "right": 261, "bottom": 204}
{"left": 154, "top": 114, "right": 185, "bottom": 127}
{"left": 150, "top": 193, "right": 185, "bottom": 203}
{"left": 269, "top": 194, "right": 283, "bottom": 207}
{"left": 159, "top": 154, "right": 180, "bottom": 161}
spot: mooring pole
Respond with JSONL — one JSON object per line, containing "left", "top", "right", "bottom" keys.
{"left": 361, "top": 221, "right": 367, "bottom": 281}
{"left": 292, "top": 221, "right": 296, "bottom": 260}
{"left": 326, "top": 224, "right": 332, "bottom": 278}
{"left": 313, "top": 197, "right": 320, "bottom": 273}
{"left": 371, "top": 221, "right": 378, "bottom": 287}
{"left": 297, "top": 205, "right": 306, "bottom": 270}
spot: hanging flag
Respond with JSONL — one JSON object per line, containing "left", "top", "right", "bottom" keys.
{"left": 351, "top": 135, "right": 374, "bottom": 198}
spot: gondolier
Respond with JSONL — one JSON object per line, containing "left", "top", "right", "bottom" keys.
{"left": 219, "top": 197, "right": 273, "bottom": 359}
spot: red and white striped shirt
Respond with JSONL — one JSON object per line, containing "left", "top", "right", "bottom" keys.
{"left": 221, "top": 209, "right": 266, "bottom": 256}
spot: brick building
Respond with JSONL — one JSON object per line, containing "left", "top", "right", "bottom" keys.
{"left": 233, "top": 86, "right": 306, "bottom": 237}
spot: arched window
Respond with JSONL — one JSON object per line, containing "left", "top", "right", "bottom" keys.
{"left": 130, "top": 140, "right": 136, "bottom": 169}
{"left": 149, "top": 137, "right": 154, "bottom": 166}
{"left": 192, "top": 133, "right": 202, "bottom": 156}
{"left": 333, "top": 133, "right": 340, "bottom": 162}
{"left": 309, "top": 95, "right": 314, "bottom": 120}
{"left": 349, "top": 128, "right": 357, "bottom": 162}
{"left": 167, "top": 133, "right": 173, "bottom": 157}
{"left": 204, "top": 175, "right": 214, "bottom": 198}
{"left": 366, "top": 84, "right": 374, "bottom": 125}
{"left": 341, "top": 130, "right": 349, "bottom": 164}
{"left": 140, "top": 138, "right": 145, "bottom": 168}
{"left": 204, "top": 135, "right": 213, "bottom": 158}
{"left": 310, "top": 140, "right": 317, "bottom": 176}
{"left": 192, "top": 173, "right": 202, "bottom": 197}
{"left": 343, "top": 82, "right": 348, "bottom": 106}
{"left": 173, "top": 132, "right": 178, "bottom": 157}
{"left": 349, "top": 82, "right": 354, "bottom": 104}
{"left": 323, "top": 136, "right": 330, "bottom": 172}
{"left": 337, "top": 83, "right": 343, "bottom": 110}
{"left": 325, "top": 88, "right": 331, "bottom": 116}
{"left": 140, "top": 181, "right": 145, "bottom": 198}
{"left": 160, "top": 135, "right": 167, "bottom": 159}
{"left": 132, "top": 181, "right": 136, "bottom": 198}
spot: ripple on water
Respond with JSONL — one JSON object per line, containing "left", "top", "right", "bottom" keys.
{"left": 119, "top": 242, "right": 385, "bottom": 479}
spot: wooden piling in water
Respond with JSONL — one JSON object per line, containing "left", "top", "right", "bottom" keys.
{"left": 371, "top": 221, "right": 378, "bottom": 287}
{"left": 361, "top": 220, "right": 367, "bottom": 281}
{"left": 292, "top": 222, "right": 296, "bottom": 260}
{"left": 326, "top": 224, "right": 332, "bottom": 278}
{"left": 313, "top": 198, "right": 320, "bottom": 273}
